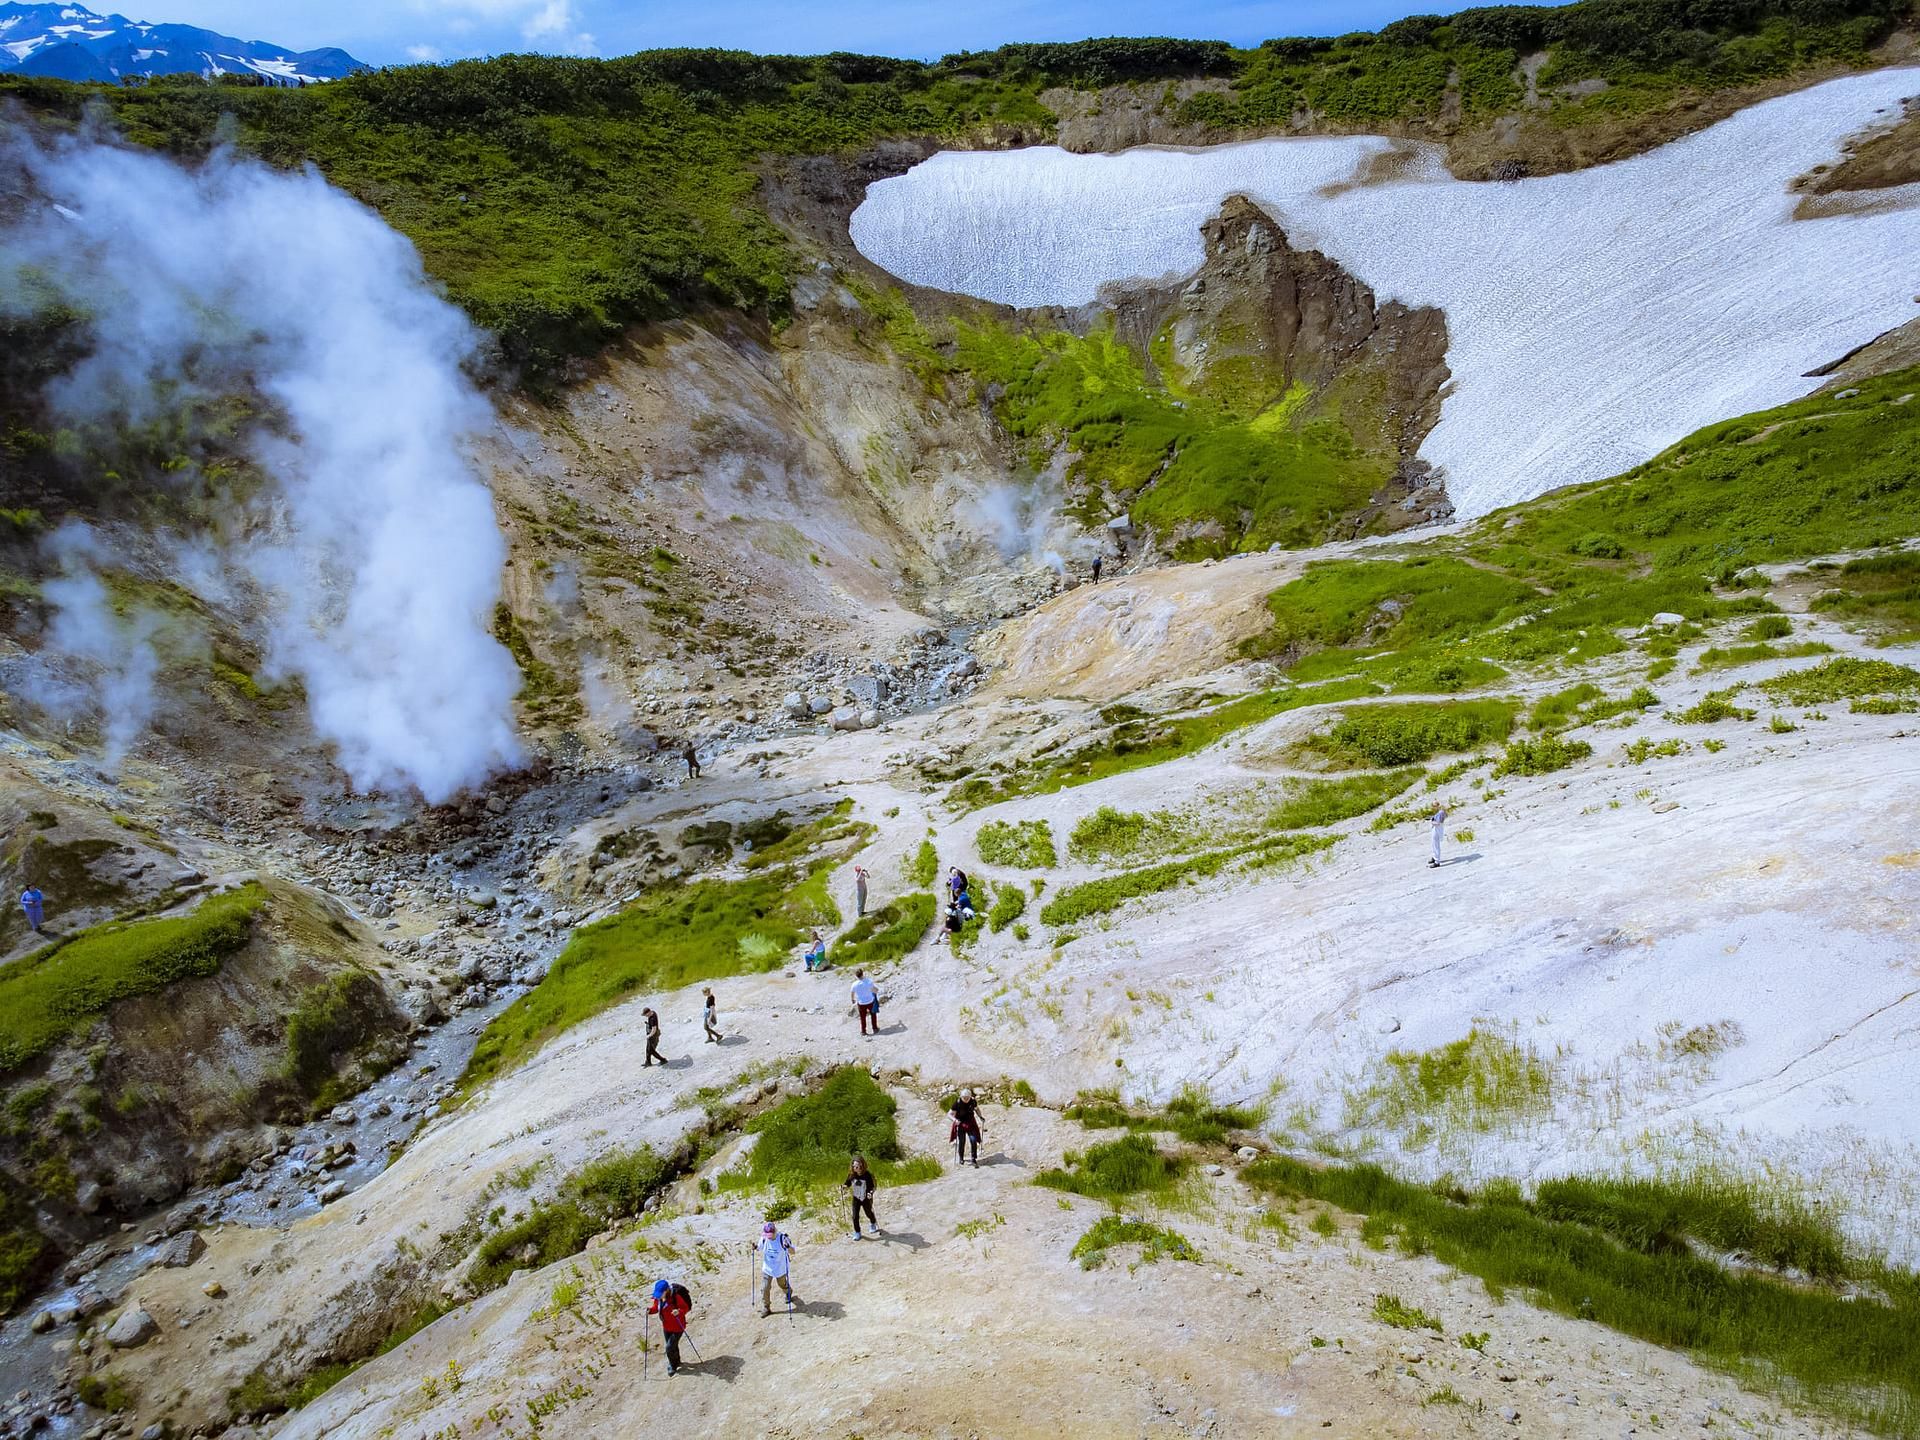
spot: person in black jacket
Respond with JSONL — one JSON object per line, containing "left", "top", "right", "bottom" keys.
{"left": 949, "top": 1088, "right": 983, "bottom": 1166}
{"left": 843, "top": 1155, "right": 881, "bottom": 1238}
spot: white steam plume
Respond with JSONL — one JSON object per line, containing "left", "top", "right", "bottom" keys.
{"left": 0, "top": 133, "right": 523, "bottom": 802}
{"left": 36, "top": 522, "right": 162, "bottom": 772}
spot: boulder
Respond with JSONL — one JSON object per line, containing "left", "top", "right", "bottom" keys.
{"left": 105, "top": 1306, "right": 158, "bottom": 1349}
{"left": 154, "top": 1231, "right": 205, "bottom": 1269}
{"left": 782, "top": 692, "right": 808, "bottom": 718}
{"left": 73, "top": 1181, "right": 103, "bottom": 1216}
{"left": 319, "top": 1180, "right": 349, "bottom": 1204}
{"left": 858, "top": 709, "right": 881, "bottom": 730}
{"left": 1649, "top": 612, "right": 1686, "bottom": 627}
{"left": 828, "top": 706, "right": 864, "bottom": 732}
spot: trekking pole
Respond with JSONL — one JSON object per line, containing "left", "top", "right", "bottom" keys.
{"left": 643, "top": 1308, "right": 651, "bottom": 1380}
{"left": 684, "top": 1331, "right": 703, "bottom": 1363}
{"left": 787, "top": 1258, "right": 795, "bottom": 1324}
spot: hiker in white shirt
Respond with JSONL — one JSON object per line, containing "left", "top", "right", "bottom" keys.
{"left": 1429, "top": 804, "right": 1447, "bottom": 868}
{"left": 851, "top": 969, "right": 880, "bottom": 1036}
{"left": 756, "top": 1221, "right": 795, "bottom": 1315}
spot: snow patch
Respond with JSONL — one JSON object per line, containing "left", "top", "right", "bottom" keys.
{"left": 851, "top": 69, "right": 1920, "bottom": 519}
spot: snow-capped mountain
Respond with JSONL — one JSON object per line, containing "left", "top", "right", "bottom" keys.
{"left": 0, "top": 2, "right": 364, "bottom": 84}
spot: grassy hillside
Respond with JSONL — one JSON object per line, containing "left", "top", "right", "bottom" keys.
{"left": 1240, "top": 367, "right": 1920, "bottom": 680}
{"left": 1, "top": 0, "right": 1905, "bottom": 379}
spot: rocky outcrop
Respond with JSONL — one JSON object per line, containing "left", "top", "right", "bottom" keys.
{"left": 1102, "top": 195, "right": 1454, "bottom": 538}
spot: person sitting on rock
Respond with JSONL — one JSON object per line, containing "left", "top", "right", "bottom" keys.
{"left": 804, "top": 930, "right": 827, "bottom": 971}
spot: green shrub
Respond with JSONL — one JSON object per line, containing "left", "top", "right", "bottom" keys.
{"left": 470, "top": 1145, "right": 672, "bottom": 1291}
{"left": 1743, "top": 614, "right": 1794, "bottom": 641}
{"left": 1624, "top": 736, "right": 1687, "bottom": 763}
{"left": 1697, "top": 640, "right": 1832, "bottom": 670}
{"left": 1065, "top": 1085, "right": 1264, "bottom": 1145}
{"left": 1761, "top": 657, "right": 1920, "bottom": 706}
{"left": 987, "top": 885, "right": 1026, "bottom": 933}
{"left": 1373, "top": 1293, "right": 1443, "bottom": 1331}
{"left": 1040, "top": 834, "right": 1335, "bottom": 926}
{"left": 975, "top": 819, "right": 1057, "bottom": 868}
{"left": 280, "top": 968, "right": 392, "bottom": 1100}
{"left": 908, "top": 840, "right": 939, "bottom": 887}
{"left": 1670, "top": 690, "right": 1756, "bottom": 724}
{"left": 73, "top": 1372, "right": 135, "bottom": 1411}
{"left": 1071, "top": 1215, "right": 1200, "bottom": 1269}
{"left": 1492, "top": 734, "right": 1592, "bottom": 778}
{"left": 1068, "top": 805, "right": 1150, "bottom": 862}
{"left": 0, "top": 884, "right": 265, "bottom": 1073}
{"left": 1265, "top": 770, "right": 1421, "bottom": 827}
{"left": 1036, "top": 1134, "right": 1183, "bottom": 1200}
{"left": 830, "top": 893, "right": 936, "bottom": 968}
{"left": 1307, "top": 700, "right": 1516, "bottom": 768}
{"left": 718, "top": 1066, "right": 936, "bottom": 1197}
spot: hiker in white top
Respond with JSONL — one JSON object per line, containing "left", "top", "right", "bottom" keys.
{"left": 757, "top": 1222, "right": 795, "bottom": 1315}
{"left": 851, "top": 969, "right": 880, "bottom": 1036}
{"left": 1429, "top": 804, "right": 1447, "bottom": 868}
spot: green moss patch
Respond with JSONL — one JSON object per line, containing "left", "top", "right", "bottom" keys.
{"left": 0, "top": 884, "right": 266, "bottom": 1073}
{"left": 1071, "top": 1215, "right": 1201, "bottom": 1269}
{"left": 1304, "top": 700, "right": 1516, "bottom": 768}
{"left": 716, "top": 1066, "right": 938, "bottom": 1199}
{"left": 975, "top": 818, "right": 1057, "bottom": 868}
{"left": 1036, "top": 1133, "right": 1183, "bottom": 1200}
{"left": 460, "top": 865, "right": 835, "bottom": 1094}
{"left": 830, "top": 893, "right": 935, "bottom": 968}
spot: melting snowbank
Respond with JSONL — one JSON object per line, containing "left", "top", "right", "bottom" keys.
{"left": 851, "top": 69, "right": 1920, "bottom": 518}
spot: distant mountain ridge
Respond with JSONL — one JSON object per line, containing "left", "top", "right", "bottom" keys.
{"left": 0, "top": 2, "right": 364, "bottom": 84}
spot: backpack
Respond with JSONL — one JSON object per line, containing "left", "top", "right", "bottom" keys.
{"left": 669, "top": 1282, "right": 693, "bottom": 1311}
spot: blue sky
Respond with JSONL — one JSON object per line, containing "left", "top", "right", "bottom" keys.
{"left": 140, "top": 1, "right": 1431, "bottom": 66}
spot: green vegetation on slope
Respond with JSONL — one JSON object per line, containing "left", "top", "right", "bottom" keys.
{"left": 1038, "top": 832, "right": 1335, "bottom": 926}
{"left": 1242, "top": 371, "right": 1920, "bottom": 685}
{"left": 0, "top": 884, "right": 266, "bottom": 1072}
{"left": 1064, "top": 1085, "right": 1265, "bottom": 1145}
{"left": 460, "top": 864, "right": 836, "bottom": 1094}
{"left": 1807, "top": 549, "right": 1920, "bottom": 642}
{"left": 4, "top": 1, "right": 1892, "bottom": 380}
{"left": 471, "top": 1146, "right": 674, "bottom": 1290}
{"left": 948, "top": 678, "right": 1379, "bottom": 811}
{"left": 1185, "top": 0, "right": 1900, "bottom": 135}
{"left": 830, "top": 893, "right": 936, "bottom": 967}
{"left": 1070, "top": 1215, "right": 1201, "bottom": 1268}
{"left": 1304, "top": 700, "right": 1517, "bottom": 768}
{"left": 1036, "top": 1133, "right": 1184, "bottom": 1200}
{"left": 1244, "top": 1158, "right": 1920, "bottom": 1437}
{"left": 951, "top": 320, "right": 1400, "bottom": 554}
{"left": 718, "top": 1066, "right": 939, "bottom": 1197}
{"left": 975, "top": 818, "right": 1057, "bottom": 868}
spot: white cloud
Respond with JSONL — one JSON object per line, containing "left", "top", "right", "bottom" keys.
{"left": 405, "top": 42, "right": 443, "bottom": 61}
{"left": 406, "top": 0, "right": 595, "bottom": 54}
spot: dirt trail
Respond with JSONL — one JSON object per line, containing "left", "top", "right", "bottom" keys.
{"left": 287, "top": 1101, "right": 1835, "bottom": 1440}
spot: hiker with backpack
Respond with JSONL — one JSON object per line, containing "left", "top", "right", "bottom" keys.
{"left": 648, "top": 1279, "right": 693, "bottom": 1375}
{"left": 702, "top": 987, "right": 721, "bottom": 1044}
{"left": 851, "top": 969, "right": 879, "bottom": 1036}
{"left": 683, "top": 740, "right": 701, "bottom": 780}
{"left": 18, "top": 886, "right": 44, "bottom": 935}
{"left": 756, "top": 1221, "right": 796, "bottom": 1315}
{"left": 843, "top": 1155, "right": 881, "bottom": 1239}
{"left": 854, "top": 864, "right": 870, "bottom": 918}
{"left": 950, "top": 1088, "right": 983, "bottom": 1166}
{"left": 947, "top": 866, "right": 969, "bottom": 903}
{"left": 642, "top": 1007, "right": 664, "bottom": 1067}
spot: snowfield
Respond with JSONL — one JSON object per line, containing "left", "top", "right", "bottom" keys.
{"left": 851, "top": 69, "right": 1920, "bottom": 519}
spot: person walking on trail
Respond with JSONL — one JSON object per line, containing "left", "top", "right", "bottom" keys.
{"left": 702, "top": 987, "right": 721, "bottom": 1044}
{"left": 648, "top": 1279, "right": 693, "bottom": 1375}
{"left": 950, "top": 1087, "right": 983, "bottom": 1166}
{"left": 854, "top": 865, "right": 870, "bottom": 918}
{"left": 642, "top": 1007, "right": 665, "bottom": 1067}
{"left": 18, "top": 887, "right": 44, "bottom": 934}
{"left": 843, "top": 1155, "right": 881, "bottom": 1239}
{"left": 682, "top": 740, "right": 700, "bottom": 780}
{"left": 1428, "top": 803, "right": 1448, "bottom": 869}
{"left": 851, "top": 970, "right": 879, "bottom": 1036}
{"left": 757, "top": 1222, "right": 796, "bottom": 1315}
{"left": 1091, "top": 553, "right": 1103, "bottom": 583}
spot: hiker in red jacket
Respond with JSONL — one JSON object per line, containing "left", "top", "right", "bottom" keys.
{"left": 649, "top": 1278, "right": 693, "bottom": 1376}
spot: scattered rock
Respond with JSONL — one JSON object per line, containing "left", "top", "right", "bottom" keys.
{"left": 154, "top": 1231, "right": 206, "bottom": 1269}
{"left": 1236, "top": 1146, "right": 1260, "bottom": 1162}
{"left": 28, "top": 1310, "right": 53, "bottom": 1334}
{"left": 105, "top": 1306, "right": 158, "bottom": 1349}
{"left": 319, "top": 1181, "right": 348, "bottom": 1204}
{"left": 202, "top": 1280, "right": 225, "bottom": 1299}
